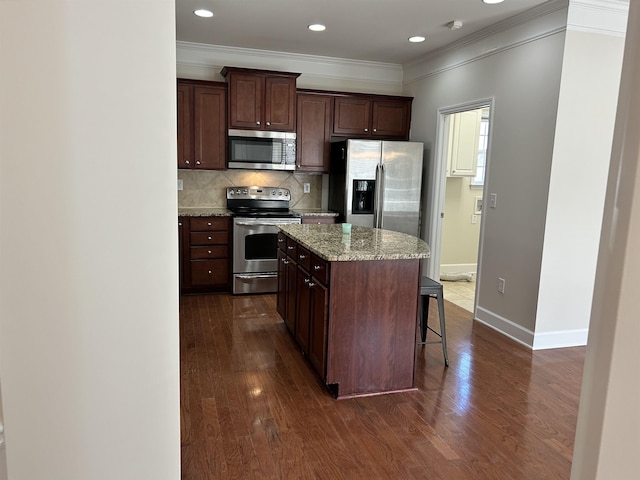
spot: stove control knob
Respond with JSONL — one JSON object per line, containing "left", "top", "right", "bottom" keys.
{"left": 271, "top": 191, "right": 276, "bottom": 195}
{"left": 278, "top": 191, "right": 283, "bottom": 196}
{"left": 228, "top": 190, "right": 234, "bottom": 195}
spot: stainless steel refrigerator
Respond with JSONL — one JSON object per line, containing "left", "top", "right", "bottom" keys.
{"left": 328, "top": 139, "right": 424, "bottom": 237}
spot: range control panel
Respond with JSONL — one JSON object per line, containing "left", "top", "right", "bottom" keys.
{"left": 226, "top": 186, "right": 291, "bottom": 201}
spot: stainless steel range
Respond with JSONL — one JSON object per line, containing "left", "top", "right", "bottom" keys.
{"left": 227, "top": 186, "right": 301, "bottom": 294}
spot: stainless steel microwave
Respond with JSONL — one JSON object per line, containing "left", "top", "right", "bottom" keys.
{"left": 228, "top": 129, "right": 296, "bottom": 170}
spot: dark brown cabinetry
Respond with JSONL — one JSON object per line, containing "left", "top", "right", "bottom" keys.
{"left": 177, "top": 80, "right": 227, "bottom": 170}
{"left": 301, "top": 216, "right": 337, "bottom": 225}
{"left": 277, "top": 229, "right": 420, "bottom": 398}
{"left": 221, "top": 67, "right": 300, "bottom": 132}
{"left": 333, "top": 95, "right": 412, "bottom": 139}
{"left": 180, "top": 216, "right": 231, "bottom": 294}
{"left": 296, "top": 93, "right": 333, "bottom": 172}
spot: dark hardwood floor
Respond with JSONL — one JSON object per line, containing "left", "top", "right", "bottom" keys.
{"left": 180, "top": 293, "right": 585, "bottom": 479}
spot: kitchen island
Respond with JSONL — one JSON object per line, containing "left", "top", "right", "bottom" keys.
{"left": 277, "top": 224, "right": 430, "bottom": 399}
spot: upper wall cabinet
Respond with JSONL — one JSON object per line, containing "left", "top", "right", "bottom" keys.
{"left": 177, "top": 79, "right": 227, "bottom": 170}
{"left": 446, "top": 109, "right": 482, "bottom": 177}
{"left": 296, "top": 93, "right": 333, "bottom": 173}
{"left": 333, "top": 95, "right": 412, "bottom": 140}
{"left": 221, "top": 67, "right": 300, "bottom": 132}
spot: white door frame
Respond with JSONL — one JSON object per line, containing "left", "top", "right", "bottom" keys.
{"left": 426, "top": 98, "right": 495, "bottom": 313}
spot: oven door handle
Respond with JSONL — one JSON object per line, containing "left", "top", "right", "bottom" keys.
{"left": 235, "top": 221, "right": 294, "bottom": 227}
{"left": 235, "top": 273, "right": 278, "bottom": 279}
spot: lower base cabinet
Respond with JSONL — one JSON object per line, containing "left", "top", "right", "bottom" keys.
{"left": 277, "top": 231, "right": 420, "bottom": 399}
{"left": 180, "top": 216, "right": 231, "bottom": 294}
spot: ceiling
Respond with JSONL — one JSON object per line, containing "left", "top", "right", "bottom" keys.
{"left": 176, "top": 0, "right": 551, "bottom": 65}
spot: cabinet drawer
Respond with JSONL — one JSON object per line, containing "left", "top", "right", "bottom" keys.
{"left": 190, "top": 217, "right": 229, "bottom": 231}
{"left": 190, "top": 231, "right": 228, "bottom": 245}
{"left": 311, "top": 254, "right": 330, "bottom": 285}
{"left": 190, "top": 259, "right": 229, "bottom": 285}
{"left": 190, "top": 245, "right": 229, "bottom": 259}
{"left": 277, "top": 232, "right": 287, "bottom": 251}
{"left": 301, "top": 216, "right": 336, "bottom": 224}
{"left": 285, "top": 236, "right": 298, "bottom": 258}
{"left": 297, "top": 246, "right": 311, "bottom": 271}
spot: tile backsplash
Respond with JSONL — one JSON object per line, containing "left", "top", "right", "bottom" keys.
{"left": 178, "top": 170, "right": 323, "bottom": 209}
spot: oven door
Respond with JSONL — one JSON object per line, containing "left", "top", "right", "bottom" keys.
{"left": 233, "top": 217, "right": 301, "bottom": 294}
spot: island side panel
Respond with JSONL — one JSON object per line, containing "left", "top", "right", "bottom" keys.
{"left": 326, "top": 259, "right": 420, "bottom": 398}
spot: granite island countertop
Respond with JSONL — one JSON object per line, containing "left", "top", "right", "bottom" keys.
{"left": 279, "top": 224, "right": 430, "bottom": 262}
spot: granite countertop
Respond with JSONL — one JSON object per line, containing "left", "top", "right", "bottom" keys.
{"left": 292, "top": 209, "right": 339, "bottom": 217}
{"left": 178, "top": 207, "right": 338, "bottom": 217}
{"left": 279, "top": 224, "right": 430, "bottom": 262}
{"left": 178, "top": 207, "right": 232, "bottom": 217}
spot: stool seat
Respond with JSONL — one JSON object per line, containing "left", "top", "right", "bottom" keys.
{"left": 418, "top": 276, "right": 449, "bottom": 366}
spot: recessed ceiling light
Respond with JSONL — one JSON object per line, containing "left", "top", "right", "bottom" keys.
{"left": 409, "top": 36, "right": 426, "bottom": 43}
{"left": 308, "top": 24, "right": 326, "bottom": 32}
{"left": 482, "top": 0, "right": 505, "bottom": 4}
{"left": 194, "top": 9, "right": 213, "bottom": 18}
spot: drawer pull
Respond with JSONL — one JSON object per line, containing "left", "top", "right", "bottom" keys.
{"left": 208, "top": 236, "right": 212, "bottom": 240}
{"left": 304, "top": 278, "right": 310, "bottom": 283}
{"left": 208, "top": 250, "right": 212, "bottom": 254}
{"left": 207, "top": 222, "right": 212, "bottom": 226}
{"left": 299, "top": 254, "right": 306, "bottom": 259}
{"left": 287, "top": 246, "right": 294, "bottom": 250}
{"left": 278, "top": 238, "right": 284, "bottom": 243}
{"left": 208, "top": 270, "right": 212, "bottom": 274}
{"left": 308, "top": 282, "right": 316, "bottom": 288}
{"left": 313, "top": 265, "right": 322, "bottom": 270}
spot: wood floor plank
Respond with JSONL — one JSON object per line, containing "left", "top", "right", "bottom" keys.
{"left": 180, "top": 293, "right": 585, "bottom": 479}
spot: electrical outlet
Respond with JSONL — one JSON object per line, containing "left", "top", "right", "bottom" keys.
{"left": 303, "top": 183, "right": 310, "bottom": 193}
{"left": 471, "top": 214, "right": 478, "bottom": 224}
{"left": 489, "top": 193, "right": 497, "bottom": 208}
{"left": 497, "top": 277, "right": 505, "bottom": 294}
{"left": 177, "top": 179, "right": 183, "bottom": 191}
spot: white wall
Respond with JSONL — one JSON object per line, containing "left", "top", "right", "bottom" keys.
{"left": 0, "top": 2, "right": 180, "bottom": 479}
{"left": 534, "top": 3, "right": 627, "bottom": 349}
{"left": 571, "top": 2, "right": 640, "bottom": 476}
{"left": 535, "top": 27, "right": 625, "bottom": 349}
{"left": 404, "top": 3, "right": 568, "bottom": 344}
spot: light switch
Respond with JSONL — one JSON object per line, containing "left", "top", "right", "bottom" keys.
{"left": 303, "top": 183, "right": 310, "bottom": 193}
{"left": 471, "top": 215, "right": 478, "bottom": 224}
{"left": 489, "top": 193, "right": 497, "bottom": 208}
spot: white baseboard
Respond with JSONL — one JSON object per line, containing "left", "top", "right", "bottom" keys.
{"left": 531, "top": 329, "right": 589, "bottom": 350}
{"left": 475, "top": 306, "right": 534, "bottom": 348}
{"left": 475, "top": 306, "right": 589, "bottom": 350}
{"left": 440, "top": 263, "right": 477, "bottom": 275}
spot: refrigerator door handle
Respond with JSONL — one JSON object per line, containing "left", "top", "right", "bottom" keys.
{"left": 374, "top": 163, "right": 381, "bottom": 228}
{"left": 377, "top": 163, "right": 385, "bottom": 229}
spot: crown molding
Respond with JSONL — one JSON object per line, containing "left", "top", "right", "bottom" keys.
{"left": 176, "top": 41, "right": 403, "bottom": 87}
{"left": 567, "top": 0, "right": 629, "bottom": 36}
{"left": 403, "top": 0, "right": 569, "bottom": 85}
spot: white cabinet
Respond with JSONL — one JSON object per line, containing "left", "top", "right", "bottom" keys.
{"left": 446, "top": 110, "right": 482, "bottom": 177}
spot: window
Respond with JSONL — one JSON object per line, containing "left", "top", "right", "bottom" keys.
{"left": 471, "top": 114, "right": 490, "bottom": 186}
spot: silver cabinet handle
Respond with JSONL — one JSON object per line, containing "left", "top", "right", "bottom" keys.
{"left": 196, "top": 161, "right": 201, "bottom": 165}
{"left": 208, "top": 236, "right": 212, "bottom": 240}
{"left": 208, "top": 250, "right": 212, "bottom": 254}
{"left": 364, "top": 128, "right": 368, "bottom": 132}
{"left": 287, "top": 246, "right": 294, "bottom": 250}
{"left": 266, "top": 122, "right": 271, "bottom": 126}
{"left": 208, "top": 270, "right": 212, "bottom": 274}
{"left": 373, "top": 128, "right": 377, "bottom": 132}
{"left": 299, "top": 254, "right": 306, "bottom": 259}
{"left": 256, "top": 121, "right": 261, "bottom": 125}
{"left": 313, "top": 265, "right": 321, "bottom": 270}
{"left": 304, "top": 278, "right": 310, "bottom": 283}
{"left": 207, "top": 222, "right": 212, "bottom": 226}
{"left": 308, "top": 282, "right": 315, "bottom": 287}
{"left": 185, "top": 160, "right": 190, "bottom": 164}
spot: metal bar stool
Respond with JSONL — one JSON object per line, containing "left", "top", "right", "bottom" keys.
{"left": 418, "top": 276, "right": 449, "bottom": 366}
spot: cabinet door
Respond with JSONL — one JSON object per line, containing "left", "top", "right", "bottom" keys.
{"left": 333, "top": 97, "right": 371, "bottom": 136}
{"left": 285, "top": 259, "right": 298, "bottom": 336}
{"left": 178, "top": 218, "right": 185, "bottom": 292}
{"left": 295, "top": 267, "right": 311, "bottom": 353}
{"left": 277, "top": 249, "right": 288, "bottom": 325}
{"left": 309, "top": 280, "right": 329, "bottom": 379}
{"left": 265, "top": 76, "right": 297, "bottom": 131}
{"left": 227, "top": 73, "right": 263, "bottom": 129}
{"left": 296, "top": 94, "right": 332, "bottom": 172}
{"left": 447, "top": 109, "right": 482, "bottom": 177}
{"left": 372, "top": 99, "right": 411, "bottom": 139}
{"left": 177, "top": 84, "right": 193, "bottom": 168}
{"left": 193, "top": 86, "right": 227, "bottom": 170}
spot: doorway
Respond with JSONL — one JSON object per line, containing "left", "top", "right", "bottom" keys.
{"left": 427, "top": 100, "right": 493, "bottom": 315}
